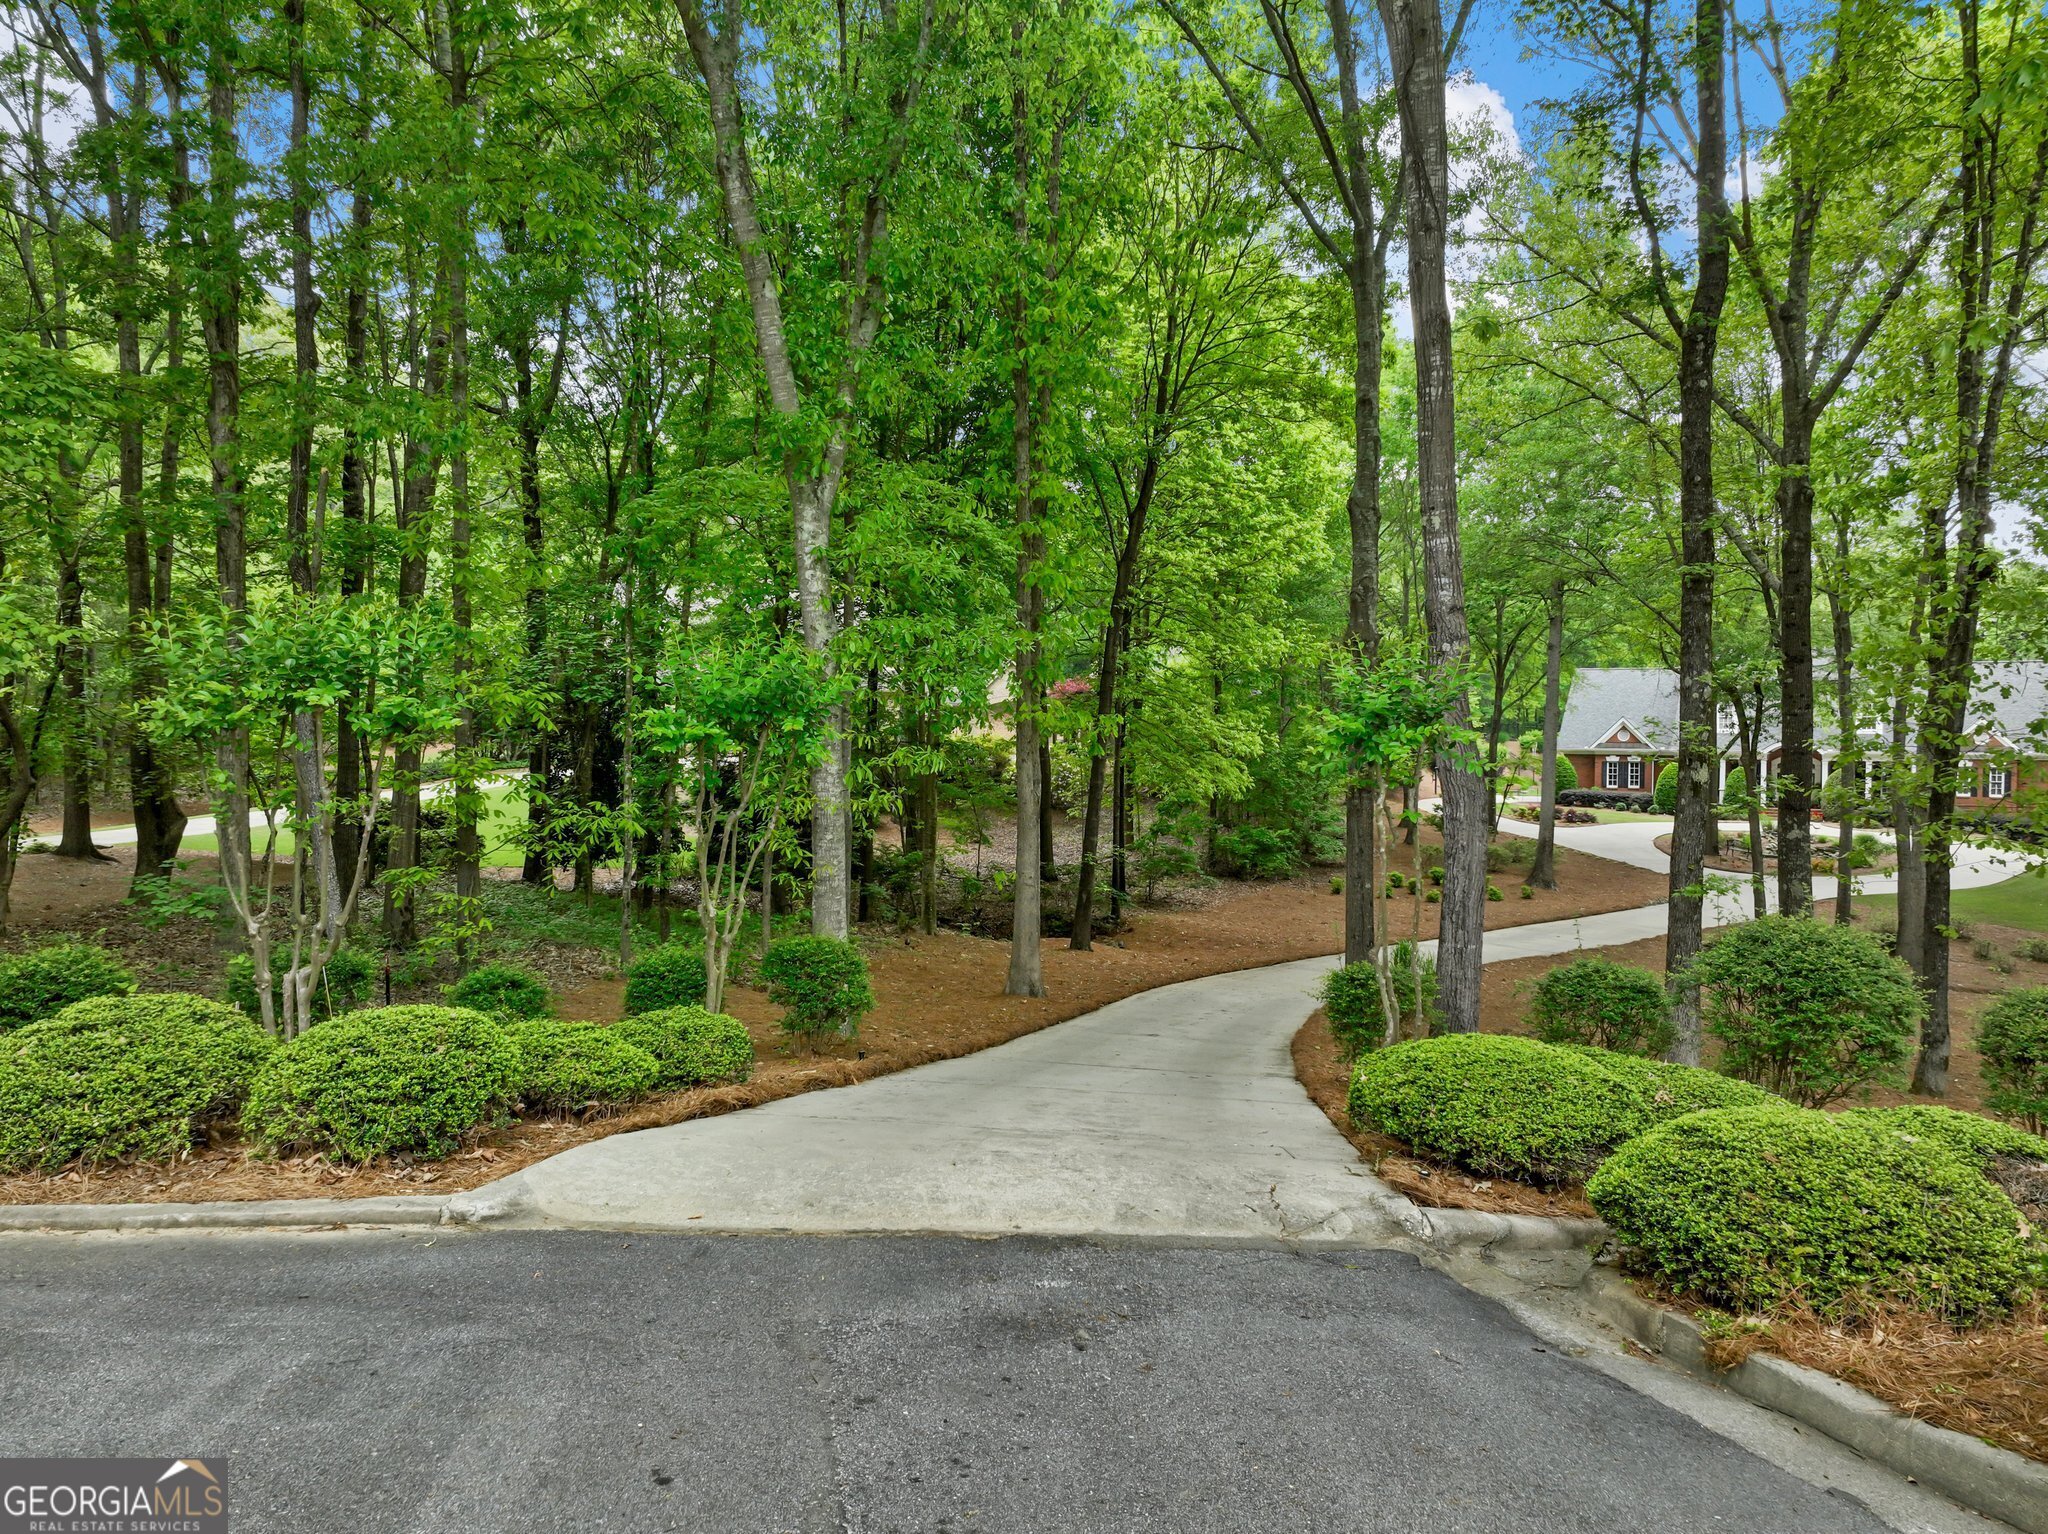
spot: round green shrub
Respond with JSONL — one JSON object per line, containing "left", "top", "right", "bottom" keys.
{"left": 1838, "top": 1104, "right": 2048, "bottom": 1167}
{"left": 760, "top": 935, "right": 874, "bottom": 1043}
{"left": 1346, "top": 1034, "right": 1648, "bottom": 1185}
{"left": 612, "top": 1006, "right": 754, "bottom": 1089}
{"left": 1691, "top": 916, "right": 1921, "bottom": 1105}
{"left": 1587, "top": 1107, "right": 2033, "bottom": 1320}
{"left": 1320, "top": 962, "right": 1386, "bottom": 1059}
{"left": 508, "top": 1019, "right": 658, "bottom": 1115}
{"left": 1652, "top": 762, "right": 1678, "bottom": 813}
{"left": 1562, "top": 1046, "right": 1780, "bottom": 1123}
{"left": 1979, "top": 987, "right": 2048, "bottom": 1133}
{"left": 1721, "top": 766, "right": 1749, "bottom": 806}
{"left": 1553, "top": 756, "right": 1579, "bottom": 793}
{"left": 0, "top": 944, "right": 134, "bottom": 1029}
{"left": 448, "top": 960, "right": 552, "bottom": 1020}
{"left": 227, "top": 947, "right": 375, "bottom": 1024}
{"left": 242, "top": 1004, "right": 520, "bottom": 1162}
{"left": 1529, "top": 958, "right": 1673, "bottom": 1055}
{"left": 0, "top": 994, "right": 272, "bottom": 1171}
{"left": 623, "top": 943, "right": 708, "bottom": 1016}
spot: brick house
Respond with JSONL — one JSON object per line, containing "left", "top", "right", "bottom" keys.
{"left": 1556, "top": 664, "right": 2046, "bottom": 809}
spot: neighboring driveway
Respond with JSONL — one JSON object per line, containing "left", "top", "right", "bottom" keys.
{"left": 1493, "top": 812, "right": 2034, "bottom": 927}
{"left": 0, "top": 1229, "right": 1900, "bottom": 1534}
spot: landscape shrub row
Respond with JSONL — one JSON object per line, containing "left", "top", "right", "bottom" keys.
{"left": 0, "top": 932, "right": 876, "bottom": 1171}
{"left": 1348, "top": 1032, "right": 2048, "bottom": 1324}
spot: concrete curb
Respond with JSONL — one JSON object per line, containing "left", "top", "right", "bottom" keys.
{"left": 0, "top": 1195, "right": 450, "bottom": 1233}
{"left": 1409, "top": 1205, "right": 1610, "bottom": 1253}
{"left": 1579, "top": 1268, "right": 2048, "bottom": 1534}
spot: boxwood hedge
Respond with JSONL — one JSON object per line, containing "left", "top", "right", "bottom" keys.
{"left": 508, "top": 1019, "right": 658, "bottom": 1115}
{"left": 1561, "top": 1045, "right": 1781, "bottom": 1123}
{"left": 1586, "top": 1107, "right": 2034, "bottom": 1320}
{"left": 1347, "top": 1034, "right": 1649, "bottom": 1185}
{"left": 611, "top": 1006, "right": 754, "bottom": 1090}
{"left": 1837, "top": 1104, "right": 2048, "bottom": 1168}
{"left": 242, "top": 1004, "right": 521, "bottom": 1161}
{"left": 622, "top": 944, "right": 708, "bottom": 1016}
{"left": 0, "top": 994, "right": 272, "bottom": 1170}
{"left": 0, "top": 944, "right": 135, "bottom": 1029}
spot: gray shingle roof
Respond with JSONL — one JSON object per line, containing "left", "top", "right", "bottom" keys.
{"left": 1557, "top": 663, "right": 2048, "bottom": 757}
{"left": 1971, "top": 662, "right": 2048, "bottom": 749}
{"left": 1556, "top": 668, "right": 1682, "bottom": 753}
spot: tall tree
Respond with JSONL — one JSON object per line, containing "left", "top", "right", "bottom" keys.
{"left": 673, "top": 0, "right": 938, "bottom": 940}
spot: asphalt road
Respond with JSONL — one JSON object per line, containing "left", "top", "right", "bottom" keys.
{"left": 0, "top": 1231, "right": 1890, "bottom": 1534}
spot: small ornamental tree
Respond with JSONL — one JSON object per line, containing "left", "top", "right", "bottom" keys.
{"left": 1978, "top": 987, "right": 2048, "bottom": 1133}
{"left": 1324, "top": 641, "right": 1475, "bottom": 1041}
{"left": 1652, "top": 762, "right": 1678, "bottom": 813}
{"left": 1529, "top": 958, "right": 1673, "bottom": 1056}
{"left": 760, "top": 935, "right": 873, "bottom": 1045}
{"left": 1690, "top": 916, "right": 1921, "bottom": 1105}
{"left": 640, "top": 633, "right": 831, "bottom": 1013}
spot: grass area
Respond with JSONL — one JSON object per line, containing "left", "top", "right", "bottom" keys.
{"left": 183, "top": 782, "right": 533, "bottom": 867}
{"left": 1859, "top": 870, "right": 2048, "bottom": 935}
{"left": 1585, "top": 808, "right": 1670, "bottom": 824}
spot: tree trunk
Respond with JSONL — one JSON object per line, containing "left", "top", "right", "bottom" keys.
{"left": 1038, "top": 738, "right": 1055, "bottom": 885}
{"left": 1333, "top": 0, "right": 1385, "bottom": 970}
{"left": 674, "top": 0, "right": 933, "bottom": 942}
{"left": 1381, "top": 0, "right": 1484, "bottom": 1032}
{"left": 1827, "top": 513, "right": 1856, "bottom": 925}
{"left": 1528, "top": 581, "right": 1564, "bottom": 891}
{"left": 1005, "top": 61, "right": 1044, "bottom": 997}
{"left": 332, "top": 100, "right": 371, "bottom": 887}
{"left": 1910, "top": 5, "right": 2044, "bottom": 1090}
{"left": 52, "top": 555, "right": 101, "bottom": 860}
{"left": 1664, "top": 0, "right": 1731, "bottom": 1064}
{"left": 1070, "top": 455, "right": 1157, "bottom": 950}
{"left": 1774, "top": 406, "right": 1818, "bottom": 916}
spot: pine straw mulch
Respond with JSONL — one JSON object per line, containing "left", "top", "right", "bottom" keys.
{"left": 1681, "top": 1296, "right": 2048, "bottom": 1465}
{"left": 1288, "top": 1006, "right": 1597, "bottom": 1219}
{"left": 2, "top": 833, "right": 1666, "bottom": 1209}
{"left": 1293, "top": 1011, "right": 2048, "bottom": 1466}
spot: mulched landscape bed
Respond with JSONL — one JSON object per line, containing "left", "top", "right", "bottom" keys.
{"left": 1288, "top": 1008, "right": 1596, "bottom": 1219}
{"left": 1477, "top": 904, "right": 2044, "bottom": 1115}
{"left": 0, "top": 835, "right": 1666, "bottom": 1207}
{"left": 1674, "top": 1292, "right": 2048, "bottom": 1465}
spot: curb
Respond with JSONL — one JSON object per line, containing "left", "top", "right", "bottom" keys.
{"left": 0, "top": 1195, "right": 451, "bottom": 1233}
{"left": 1409, "top": 1205, "right": 1610, "bottom": 1253}
{"left": 1579, "top": 1269, "right": 2048, "bottom": 1534}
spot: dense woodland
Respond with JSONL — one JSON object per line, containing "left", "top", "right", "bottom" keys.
{"left": 0, "top": 0, "right": 2043, "bottom": 1089}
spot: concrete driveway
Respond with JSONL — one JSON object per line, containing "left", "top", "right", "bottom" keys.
{"left": 451, "top": 903, "right": 1664, "bottom": 1241}
{"left": 0, "top": 1229, "right": 1908, "bottom": 1534}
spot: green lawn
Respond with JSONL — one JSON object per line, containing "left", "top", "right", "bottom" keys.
{"left": 1585, "top": 808, "right": 1669, "bottom": 824}
{"left": 1859, "top": 871, "right": 2048, "bottom": 935}
{"left": 182, "top": 781, "right": 533, "bottom": 867}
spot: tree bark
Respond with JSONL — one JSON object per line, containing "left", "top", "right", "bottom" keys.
{"left": 674, "top": 0, "right": 934, "bottom": 942}
{"left": 1910, "top": 10, "right": 2046, "bottom": 1092}
{"left": 1827, "top": 510, "right": 1856, "bottom": 925}
{"left": 1006, "top": 48, "right": 1045, "bottom": 998}
{"left": 1528, "top": 581, "right": 1564, "bottom": 891}
{"left": 1381, "top": 0, "right": 1484, "bottom": 1032}
{"left": 1664, "top": 0, "right": 1730, "bottom": 1063}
